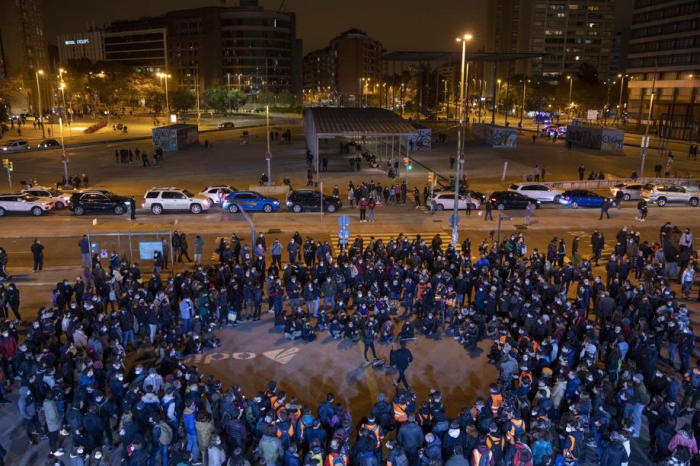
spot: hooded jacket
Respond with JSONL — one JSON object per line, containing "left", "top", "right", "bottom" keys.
{"left": 18, "top": 386, "right": 36, "bottom": 420}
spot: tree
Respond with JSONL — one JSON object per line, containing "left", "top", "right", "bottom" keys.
{"left": 229, "top": 89, "right": 247, "bottom": 111}
{"left": 203, "top": 85, "right": 230, "bottom": 114}
{"left": 170, "top": 90, "right": 196, "bottom": 114}
{"left": 145, "top": 90, "right": 165, "bottom": 114}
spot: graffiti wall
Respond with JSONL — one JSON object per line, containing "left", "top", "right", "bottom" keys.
{"left": 566, "top": 126, "right": 624, "bottom": 151}
{"left": 152, "top": 124, "right": 199, "bottom": 152}
{"left": 471, "top": 124, "right": 518, "bottom": 149}
{"left": 408, "top": 127, "right": 432, "bottom": 150}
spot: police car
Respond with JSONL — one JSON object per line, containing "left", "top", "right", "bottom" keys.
{"left": 222, "top": 191, "right": 280, "bottom": 213}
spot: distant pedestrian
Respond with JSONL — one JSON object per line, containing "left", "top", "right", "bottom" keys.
{"left": 524, "top": 202, "right": 534, "bottom": 226}
{"left": 348, "top": 187, "right": 355, "bottom": 208}
{"left": 31, "top": 239, "right": 44, "bottom": 272}
{"left": 77, "top": 235, "right": 91, "bottom": 268}
{"left": 413, "top": 187, "right": 421, "bottom": 208}
{"left": 368, "top": 198, "right": 376, "bottom": 222}
{"left": 532, "top": 134, "right": 536, "bottom": 144}
{"left": 599, "top": 198, "right": 610, "bottom": 220}
{"left": 578, "top": 164, "right": 585, "bottom": 180}
{"left": 465, "top": 193, "right": 472, "bottom": 216}
{"left": 654, "top": 162, "right": 662, "bottom": 177}
{"left": 359, "top": 198, "right": 367, "bottom": 222}
{"left": 484, "top": 201, "right": 493, "bottom": 221}
{"left": 541, "top": 165, "right": 546, "bottom": 181}
{"left": 449, "top": 156, "right": 455, "bottom": 169}
{"left": 615, "top": 189, "right": 624, "bottom": 209}
{"left": 322, "top": 157, "right": 328, "bottom": 172}
{"left": 534, "top": 165, "right": 541, "bottom": 182}
{"left": 307, "top": 168, "right": 313, "bottom": 187}
{"left": 637, "top": 199, "right": 648, "bottom": 222}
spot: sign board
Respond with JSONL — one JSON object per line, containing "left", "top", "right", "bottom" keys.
{"left": 99, "top": 248, "right": 108, "bottom": 259}
{"left": 587, "top": 110, "right": 599, "bottom": 121}
{"left": 138, "top": 241, "right": 164, "bottom": 261}
{"left": 448, "top": 213, "right": 461, "bottom": 228}
{"left": 90, "top": 242, "right": 99, "bottom": 254}
{"left": 337, "top": 215, "right": 351, "bottom": 228}
{"left": 641, "top": 136, "right": 649, "bottom": 148}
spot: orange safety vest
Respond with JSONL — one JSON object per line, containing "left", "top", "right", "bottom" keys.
{"left": 488, "top": 393, "right": 503, "bottom": 417}
{"left": 506, "top": 419, "right": 525, "bottom": 444}
{"left": 276, "top": 422, "right": 294, "bottom": 439}
{"left": 563, "top": 435, "right": 577, "bottom": 460}
{"left": 486, "top": 433, "right": 504, "bottom": 453}
{"left": 392, "top": 401, "right": 408, "bottom": 422}
{"left": 417, "top": 411, "right": 432, "bottom": 426}
{"left": 445, "top": 292, "right": 457, "bottom": 308}
{"left": 519, "top": 371, "right": 533, "bottom": 387}
{"left": 470, "top": 407, "right": 479, "bottom": 422}
{"left": 363, "top": 423, "right": 382, "bottom": 448}
{"left": 472, "top": 448, "right": 491, "bottom": 465}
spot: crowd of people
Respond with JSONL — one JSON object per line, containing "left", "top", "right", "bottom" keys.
{"left": 0, "top": 221, "right": 699, "bottom": 466}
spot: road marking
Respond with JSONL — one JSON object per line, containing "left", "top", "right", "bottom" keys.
{"left": 263, "top": 348, "right": 298, "bottom": 365}
{"left": 232, "top": 352, "right": 256, "bottom": 360}
{"left": 359, "top": 343, "right": 379, "bottom": 401}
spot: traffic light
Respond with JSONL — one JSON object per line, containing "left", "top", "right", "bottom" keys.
{"left": 404, "top": 157, "right": 412, "bottom": 170}
{"left": 1, "top": 159, "right": 7, "bottom": 169}
{"left": 8, "top": 162, "right": 13, "bottom": 172}
{"left": 408, "top": 162, "right": 413, "bottom": 170}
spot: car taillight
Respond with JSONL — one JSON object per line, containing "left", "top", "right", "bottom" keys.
{"left": 143, "top": 198, "right": 146, "bottom": 205}
{"left": 490, "top": 198, "right": 496, "bottom": 202}
{"left": 565, "top": 197, "right": 570, "bottom": 200}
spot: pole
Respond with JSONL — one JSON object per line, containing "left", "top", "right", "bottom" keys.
{"left": 452, "top": 38, "right": 468, "bottom": 248}
{"left": 196, "top": 67, "right": 201, "bottom": 125}
{"left": 164, "top": 76, "right": 170, "bottom": 117}
{"left": 59, "top": 117, "right": 69, "bottom": 182}
{"left": 617, "top": 74, "right": 625, "bottom": 126}
{"left": 519, "top": 79, "right": 527, "bottom": 127}
{"left": 35, "top": 72, "right": 45, "bottom": 139}
{"left": 640, "top": 73, "right": 657, "bottom": 177}
{"left": 6, "top": 167, "right": 12, "bottom": 191}
{"left": 265, "top": 105, "right": 272, "bottom": 184}
{"left": 568, "top": 77, "right": 573, "bottom": 121}
{"left": 504, "top": 68, "right": 511, "bottom": 127}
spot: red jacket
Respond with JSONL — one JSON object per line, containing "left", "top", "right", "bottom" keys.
{"left": 0, "top": 336, "right": 17, "bottom": 359}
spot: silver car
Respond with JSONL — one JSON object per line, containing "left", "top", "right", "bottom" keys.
{"left": 609, "top": 183, "right": 644, "bottom": 201}
{"left": 641, "top": 183, "right": 700, "bottom": 207}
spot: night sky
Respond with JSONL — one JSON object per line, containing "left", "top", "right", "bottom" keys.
{"left": 45, "top": 0, "right": 488, "bottom": 53}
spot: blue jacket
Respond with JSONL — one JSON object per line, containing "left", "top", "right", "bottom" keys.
{"left": 183, "top": 407, "right": 197, "bottom": 435}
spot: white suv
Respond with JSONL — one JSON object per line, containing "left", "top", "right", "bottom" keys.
{"left": 0, "top": 193, "right": 53, "bottom": 216}
{"left": 641, "top": 183, "right": 700, "bottom": 207}
{"left": 142, "top": 187, "right": 211, "bottom": 215}
{"left": 508, "top": 183, "right": 564, "bottom": 203}
{"left": 22, "top": 186, "right": 72, "bottom": 209}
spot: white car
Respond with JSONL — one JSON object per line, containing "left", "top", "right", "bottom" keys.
{"left": 198, "top": 185, "right": 238, "bottom": 206}
{"left": 21, "top": 186, "right": 72, "bottom": 209}
{"left": 1, "top": 139, "right": 29, "bottom": 152}
{"left": 430, "top": 192, "right": 481, "bottom": 211}
{"left": 142, "top": 187, "right": 211, "bottom": 214}
{"left": 0, "top": 193, "right": 53, "bottom": 216}
{"left": 508, "top": 183, "right": 564, "bottom": 202}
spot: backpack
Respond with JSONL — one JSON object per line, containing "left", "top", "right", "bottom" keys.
{"left": 359, "top": 450, "right": 376, "bottom": 466}
{"left": 394, "top": 450, "right": 408, "bottom": 466}
{"left": 310, "top": 450, "right": 324, "bottom": 466}
{"left": 512, "top": 443, "right": 533, "bottom": 466}
{"left": 159, "top": 422, "right": 173, "bottom": 445}
{"left": 332, "top": 455, "right": 346, "bottom": 466}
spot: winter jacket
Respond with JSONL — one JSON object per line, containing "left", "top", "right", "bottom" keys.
{"left": 183, "top": 407, "right": 197, "bottom": 435}
{"left": 398, "top": 422, "right": 424, "bottom": 454}
{"left": 208, "top": 445, "right": 227, "bottom": 466}
{"left": 196, "top": 420, "right": 215, "bottom": 456}
{"left": 259, "top": 434, "right": 284, "bottom": 466}
{"left": 18, "top": 386, "right": 36, "bottom": 420}
{"left": 44, "top": 399, "right": 61, "bottom": 432}
{"left": 600, "top": 440, "right": 629, "bottom": 466}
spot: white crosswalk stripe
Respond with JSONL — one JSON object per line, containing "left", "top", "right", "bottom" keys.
{"left": 332, "top": 232, "right": 444, "bottom": 251}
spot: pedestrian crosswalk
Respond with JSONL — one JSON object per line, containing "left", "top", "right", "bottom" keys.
{"left": 331, "top": 232, "right": 445, "bottom": 252}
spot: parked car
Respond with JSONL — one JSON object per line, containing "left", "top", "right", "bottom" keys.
{"left": 286, "top": 189, "right": 342, "bottom": 213}
{"left": 142, "top": 187, "right": 211, "bottom": 214}
{"left": 430, "top": 192, "right": 481, "bottom": 210}
{"left": 198, "top": 185, "right": 238, "bottom": 206}
{"left": 1, "top": 140, "right": 29, "bottom": 152}
{"left": 223, "top": 191, "right": 280, "bottom": 213}
{"left": 218, "top": 122, "right": 235, "bottom": 129}
{"left": 36, "top": 139, "right": 60, "bottom": 149}
{"left": 508, "top": 183, "right": 564, "bottom": 202}
{"left": 609, "top": 183, "right": 644, "bottom": 201}
{"left": 22, "top": 186, "right": 71, "bottom": 209}
{"left": 69, "top": 190, "right": 132, "bottom": 216}
{"left": 435, "top": 184, "right": 487, "bottom": 204}
{"left": 558, "top": 189, "right": 607, "bottom": 208}
{"left": 641, "top": 183, "right": 700, "bottom": 207}
{"left": 0, "top": 193, "right": 53, "bottom": 216}
{"left": 488, "top": 191, "right": 541, "bottom": 210}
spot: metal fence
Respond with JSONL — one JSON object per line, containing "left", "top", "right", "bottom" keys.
{"left": 540, "top": 177, "right": 699, "bottom": 191}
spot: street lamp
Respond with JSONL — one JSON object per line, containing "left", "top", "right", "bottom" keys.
{"left": 566, "top": 75, "right": 574, "bottom": 121}
{"left": 157, "top": 73, "right": 171, "bottom": 117}
{"left": 57, "top": 82, "right": 69, "bottom": 183}
{"left": 496, "top": 79, "right": 502, "bottom": 118}
{"left": 35, "top": 70, "right": 45, "bottom": 138}
{"left": 616, "top": 73, "right": 628, "bottom": 126}
{"left": 641, "top": 73, "right": 657, "bottom": 177}
{"left": 452, "top": 33, "right": 473, "bottom": 248}
{"left": 519, "top": 79, "right": 529, "bottom": 127}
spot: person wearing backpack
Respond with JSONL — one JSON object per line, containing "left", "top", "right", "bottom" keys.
{"left": 682, "top": 365, "right": 700, "bottom": 410}
{"left": 561, "top": 423, "right": 582, "bottom": 466}
{"left": 324, "top": 439, "right": 348, "bottom": 466}
{"left": 150, "top": 413, "right": 171, "bottom": 466}
{"left": 504, "top": 434, "right": 533, "bottom": 466}
{"left": 304, "top": 438, "right": 326, "bottom": 466}
{"left": 485, "top": 423, "right": 505, "bottom": 466}
{"left": 471, "top": 436, "right": 494, "bottom": 466}
{"left": 386, "top": 440, "right": 410, "bottom": 466}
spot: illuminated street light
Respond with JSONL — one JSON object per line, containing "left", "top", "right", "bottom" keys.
{"left": 35, "top": 70, "right": 45, "bottom": 138}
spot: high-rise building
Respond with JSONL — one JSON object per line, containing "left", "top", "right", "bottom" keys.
{"left": 57, "top": 31, "right": 105, "bottom": 64}
{"left": 103, "top": 16, "right": 168, "bottom": 70}
{"left": 330, "top": 29, "right": 384, "bottom": 105}
{"left": 303, "top": 47, "right": 335, "bottom": 95}
{"left": 626, "top": 0, "right": 700, "bottom": 140}
{"left": 0, "top": 0, "right": 50, "bottom": 112}
{"left": 486, "top": 0, "right": 616, "bottom": 78}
